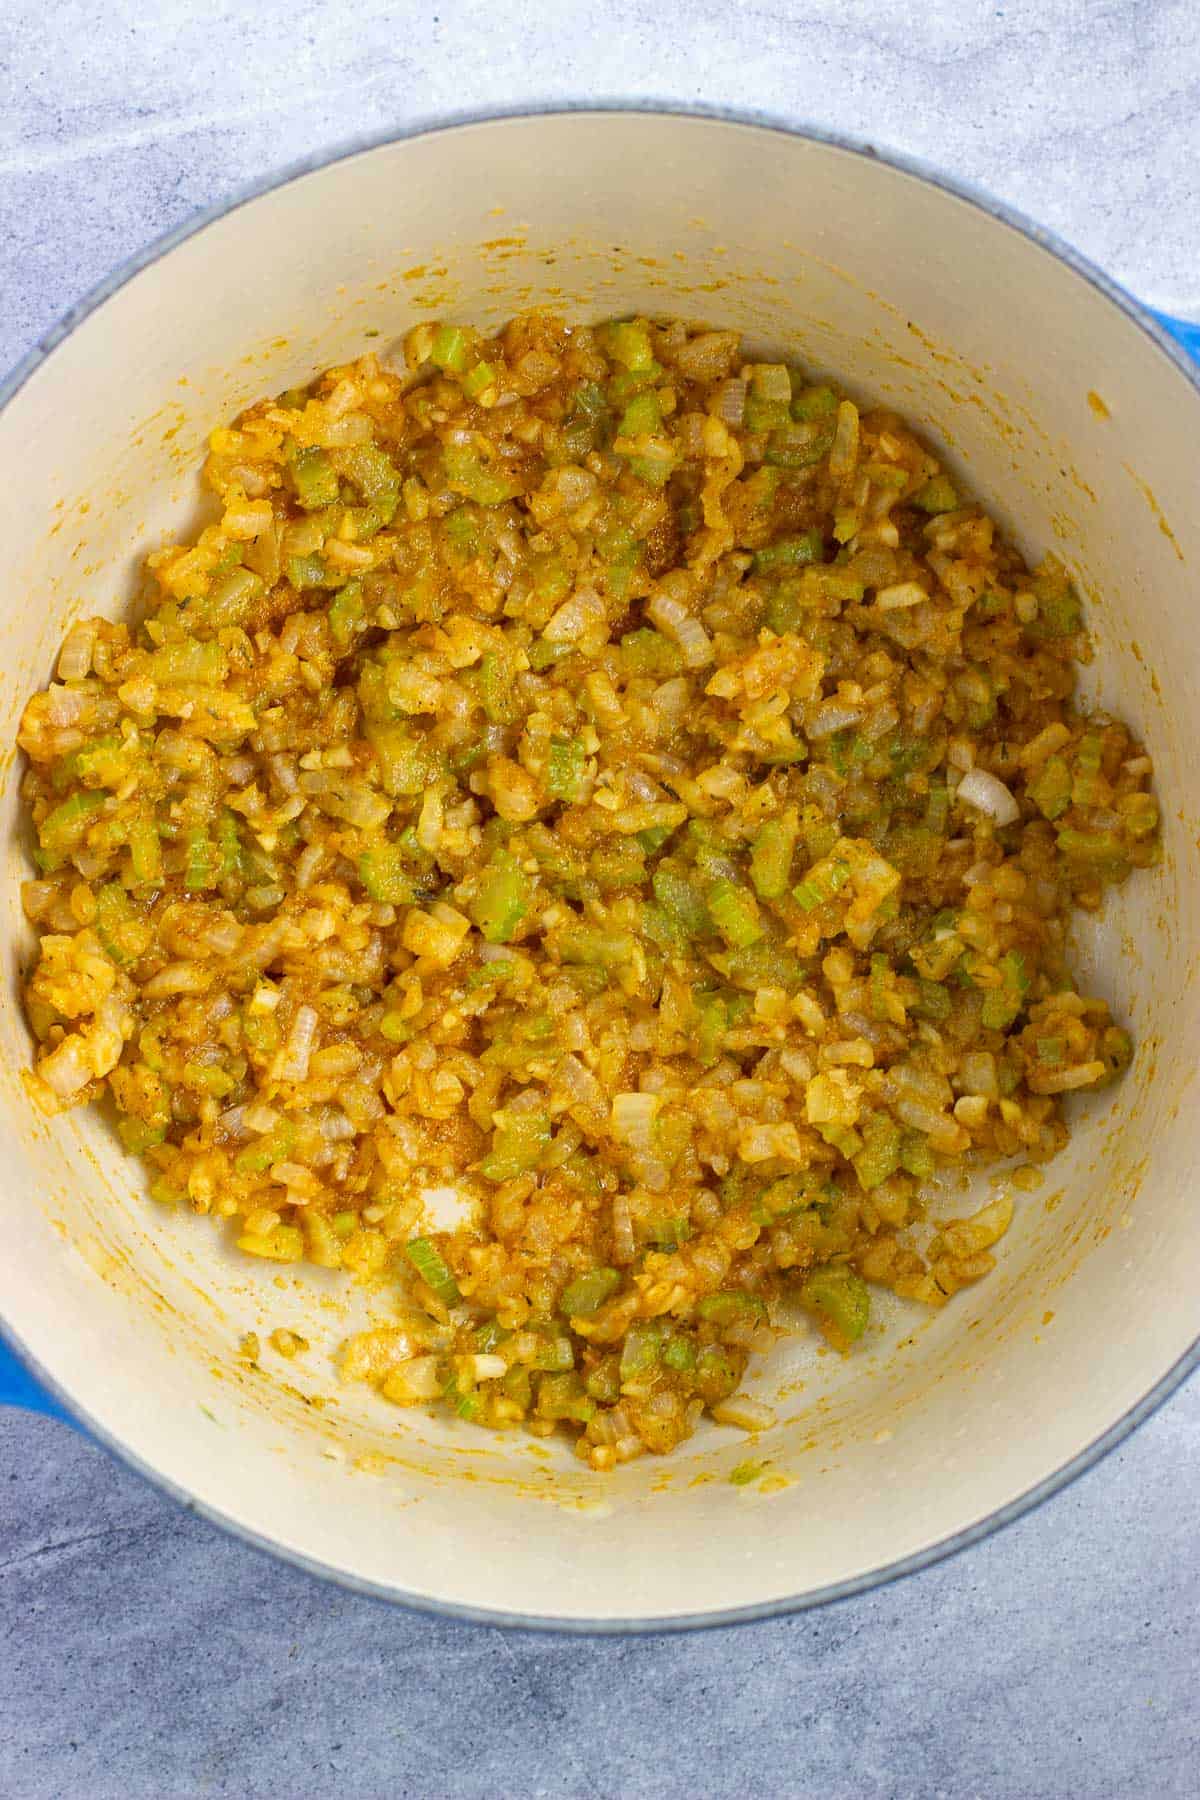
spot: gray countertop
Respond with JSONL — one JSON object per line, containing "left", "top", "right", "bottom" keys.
{"left": 2, "top": 4, "right": 1198, "bottom": 1795}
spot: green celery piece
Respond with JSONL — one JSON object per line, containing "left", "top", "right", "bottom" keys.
{"left": 980, "top": 950, "right": 1029, "bottom": 1030}
{"left": 697, "top": 1290, "right": 766, "bottom": 1327}
{"left": 358, "top": 842, "right": 414, "bottom": 905}
{"left": 603, "top": 320, "right": 655, "bottom": 372}
{"left": 1056, "top": 827, "right": 1127, "bottom": 867}
{"left": 337, "top": 444, "right": 400, "bottom": 517}
{"left": 652, "top": 865, "right": 709, "bottom": 937}
{"left": 201, "top": 566, "right": 264, "bottom": 629}
{"left": 707, "top": 880, "right": 763, "bottom": 948}
{"left": 752, "top": 530, "right": 823, "bottom": 574}
{"left": 470, "top": 852, "right": 530, "bottom": 943}
{"left": 477, "top": 650, "right": 517, "bottom": 725}
{"left": 800, "top": 1266, "right": 870, "bottom": 1343}
{"left": 430, "top": 325, "right": 471, "bottom": 373}
{"left": 128, "top": 814, "right": 163, "bottom": 886}
{"left": 695, "top": 996, "right": 728, "bottom": 1067}
{"left": 900, "top": 1131, "right": 935, "bottom": 1180}
{"left": 619, "top": 1322, "right": 662, "bottom": 1379}
{"left": 764, "top": 423, "right": 835, "bottom": 469}
{"left": 913, "top": 474, "right": 959, "bottom": 513}
{"left": 853, "top": 1115, "right": 903, "bottom": 1191}
{"left": 749, "top": 817, "right": 797, "bottom": 899}
{"left": 291, "top": 446, "right": 340, "bottom": 510}
{"left": 145, "top": 639, "right": 226, "bottom": 684}
{"left": 481, "top": 1111, "right": 551, "bottom": 1182}
{"left": 620, "top": 628, "right": 683, "bottom": 678}
{"left": 618, "top": 392, "right": 662, "bottom": 437}
{"left": 662, "top": 1335, "right": 697, "bottom": 1373}
{"left": 560, "top": 1267, "right": 621, "bottom": 1317}
{"left": 463, "top": 359, "right": 498, "bottom": 400}
{"left": 37, "top": 789, "right": 105, "bottom": 868}
{"left": 94, "top": 883, "right": 143, "bottom": 966}
{"left": 1028, "top": 755, "right": 1072, "bottom": 821}
{"left": 792, "top": 854, "right": 852, "bottom": 912}
{"left": 234, "top": 1119, "right": 296, "bottom": 1176}
{"left": 557, "top": 926, "right": 632, "bottom": 966}
{"left": 443, "top": 444, "right": 522, "bottom": 506}
{"left": 184, "top": 829, "right": 217, "bottom": 892}
{"left": 791, "top": 383, "right": 838, "bottom": 421}
{"left": 546, "top": 736, "right": 585, "bottom": 802}
{"left": 287, "top": 553, "right": 327, "bottom": 591}
{"left": 327, "top": 580, "right": 366, "bottom": 650}
{"left": 404, "top": 1235, "right": 461, "bottom": 1303}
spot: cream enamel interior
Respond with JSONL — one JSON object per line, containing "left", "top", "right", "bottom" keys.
{"left": 0, "top": 114, "right": 1196, "bottom": 1625}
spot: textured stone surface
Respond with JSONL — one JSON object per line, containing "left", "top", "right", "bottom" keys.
{"left": 1, "top": 2, "right": 1198, "bottom": 1794}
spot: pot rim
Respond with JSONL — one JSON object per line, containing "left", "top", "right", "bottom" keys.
{"left": 2, "top": 100, "right": 1197, "bottom": 1635}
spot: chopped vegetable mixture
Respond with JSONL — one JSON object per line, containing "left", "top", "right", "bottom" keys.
{"left": 17, "top": 312, "right": 1159, "bottom": 1469}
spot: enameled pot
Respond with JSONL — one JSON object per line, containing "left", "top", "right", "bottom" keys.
{"left": 1, "top": 109, "right": 1197, "bottom": 1629}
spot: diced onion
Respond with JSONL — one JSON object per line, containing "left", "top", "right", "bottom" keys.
{"left": 956, "top": 768, "right": 1020, "bottom": 827}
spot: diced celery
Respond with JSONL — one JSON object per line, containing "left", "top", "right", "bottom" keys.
{"left": 430, "top": 325, "right": 472, "bottom": 373}
{"left": 443, "top": 444, "right": 522, "bottom": 506}
{"left": 477, "top": 650, "right": 517, "bottom": 725}
{"left": 184, "top": 829, "right": 217, "bottom": 892}
{"left": 752, "top": 530, "right": 823, "bottom": 574}
{"left": 528, "top": 636, "right": 572, "bottom": 673}
{"left": 618, "top": 392, "right": 662, "bottom": 438}
{"left": 1056, "top": 827, "right": 1127, "bottom": 868}
{"left": 237, "top": 1226, "right": 304, "bottom": 1263}
{"left": 402, "top": 1235, "right": 460, "bottom": 1303}
{"left": 662, "top": 1335, "right": 697, "bottom": 1373}
{"left": 287, "top": 553, "right": 327, "bottom": 591}
{"left": 980, "top": 950, "right": 1029, "bottom": 1031}
{"left": 234, "top": 1119, "right": 296, "bottom": 1176}
{"left": 590, "top": 842, "right": 646, "bottom": 890}
{"left": 94, "top": 883, "right": 148, "bottom": 966}
{"left": 290, "top": 446, "right": 340, "bottom": 510}
{"left": 201, "top": 566, "right": 264, "bottom": 630}
{"left": 117, "top": 1116, "right": 167, "bottom": 1155}
{"left": 557, "top": 926, "right": 631, "bottom": 967}
{"left": 481, "top": 1110, "right": 551, "bottom": 1182}
{"left": 561, "top": 1267, "right": 621, "bottom": 1316}
{"left": 652, "top": 865, "right": 708, "bottom": 937}
{"left": 37, "top": 789, "right": 105, "bottom": 869}
{"left": 619, "top": 1322, "right": 662, "bottom": 1380}
{"left": 764, "top": 423, "right": 835, "bottom": 468}
{"left": 697, "top": 1290, "right": 766, "bottom": 1327}
{"left": 128, "top": 814, "right": 163, "bottom": 886}
{"left": 913, "top": 475, "right": 959, "bottom": 514}
{"left": 620, "top": 628, "right": 684, "bottom": 678}
{"left": 533, "top": 1334, "right": 576, "bottom": 1374}
{"left": 800, "top": 1265, "right": 870, "bottom": 1344}
{"left": 358, "top": 842, "right": 414, "bottom": 905}
{"left": 912, "top": 978, "right": 951, "bottom": 1023}
{"left": 470, "top": 851, "right": 531, "bottom": 943}
{"left": 791, "top": 383, "right": 838, "bottom": 421}
{"left": 695, "top": 1343, "right": 739, "bottom": 1402}
{"left": 853, "top": 1115, "right": 903, "bottom": 1191}
{"left": 546, "top": 735, "right": 585, "bottom": 802}
{"left": 463, "top": 359, "right": 498, "bottom": 401}
{"left": 602, "top": 320, "right": 655, "bottom": 372}
{"left": 900, "top": 1131, "right": 935, "bottom": 1180}
{"left": 792, "top": 854, "right": 852, "bottom": 912}
{"left": 707, "top": 880, "right": 763, "bottom": 948}
{"left": 327, "top": 579, "right": 365, "bottom": 649}
{"left": 1028, "top": 755, "right": 1072, "bottom": 821}
{"left": 145, "top": 639, "right": 226, "bottom": 685}
{"left": 749, "top": 817, "right": 797, "bottom": 899}
{"left": 535, "top": 1372, "right": 594, "bottom": 1423}
{"left": 695, "top": 996, "right": 728, "bottom": 1067}
{"left": 365, "top": 721, "right": 443, "bottom": 795}
{"left": 337, "top": 444, "right": 400, "bottom": 520}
